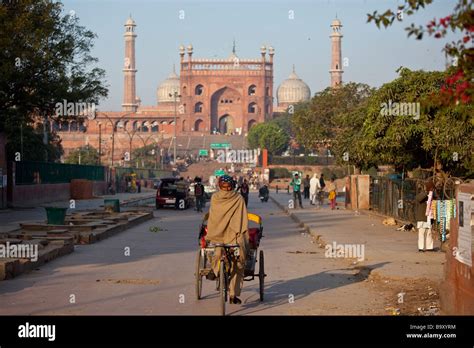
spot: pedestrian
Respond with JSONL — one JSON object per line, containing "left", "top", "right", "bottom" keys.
{"left": 309, "top": 173, "right": 321, "bottom": 205}
{"left": 290, "top": 173, "right": 303, "bottom": 209}
{"left": 175, "top": 177, "right": 188, "bottom": 210}
{"left": 238, "top": 179, "right": 250, "bottom": 206}
{"left": 319, "top": 174, "right": 326, "bottom": 191}
{"left": 136, "top": 179, "right": 141, "bottom": 193}
{"left": 194, "top": 176, "right": 205, "bottom": 213}
{"left": 303, "top": 174, "right": 311, "bottom": 199}
{"left": 328, "top": 178, "right": 337, "bottom": 210}
{"left": 416, "top": 180, "right": 436, "bottom": 252}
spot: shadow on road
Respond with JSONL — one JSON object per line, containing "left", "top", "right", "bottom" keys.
{"left": 233, "top": 262, "right": 390, "bottom": 315}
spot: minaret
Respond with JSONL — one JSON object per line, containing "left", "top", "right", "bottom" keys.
{"left": 329, "top": 17, "right": 343, "bottom": 87}
{"left": 122, "top": 16, "right": 138, "bottom": 112}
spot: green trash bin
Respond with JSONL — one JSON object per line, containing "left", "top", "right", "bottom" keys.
{"left": 104, "top": 199, "right": 120, "bottom": 213}
{"left": 45, "top": 207, "right": 68, "bottom": 225}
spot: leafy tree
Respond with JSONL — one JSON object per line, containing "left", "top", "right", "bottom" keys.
{"left": 367, "top": 0, "right": 473, "bottom": 104}
{"left": 357, "top": 68, "right": 473, "bottom": 176}
{"left": 65, "top": 146, "right": 99, "bottom": 165}
{"left": 0, "top": 0, "right": 108, "bottom": 161}
{"left": 247, "top": 123, "right": 289, "bottom": 155}
{"left": 132, "top": 144, "right": 160, "bottom": 168}
{"left": 292, "top": 82, "right": 373, "bottom": 154}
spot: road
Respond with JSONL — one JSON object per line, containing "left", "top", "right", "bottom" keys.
{"left": 0, "top": 193, "right": 388, "bottom": 315}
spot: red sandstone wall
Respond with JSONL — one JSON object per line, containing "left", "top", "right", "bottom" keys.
{"left": 440, "top": 183, "right": 474, "bottom": 314}
{"left": 12, "top": 183, "right": 70, "bottom": 207}
{"left": 0, "top": 133, "right": 7, "bottom": 209}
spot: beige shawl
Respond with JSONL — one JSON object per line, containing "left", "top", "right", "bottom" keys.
{"left": 207, "top": 189, "right": 248, "bottom": 244}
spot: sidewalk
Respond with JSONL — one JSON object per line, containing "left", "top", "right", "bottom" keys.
{"left": 270, "top": 191, "right": 445, "bottom": 281}
{"left": 0, "top": 190, "right": 156, "bottom": 233}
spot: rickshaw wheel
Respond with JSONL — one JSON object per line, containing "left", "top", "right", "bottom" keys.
{"left": 195, "top": 249, "right": 203, "bottom": 300}
{"left": 219, "top": 262, "right": 227, "bottom": 316}
{"left": 259, "top": 250, "right": 265, "bottom": 302}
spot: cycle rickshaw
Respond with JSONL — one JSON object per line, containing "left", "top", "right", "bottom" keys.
{"left": 195, "top": 212, "right": 266, "bottom": 315}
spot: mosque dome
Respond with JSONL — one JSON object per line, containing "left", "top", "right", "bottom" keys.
{"left": 277, "top": 67, "right": 311, "bottom": 105}
{"left": 157, "top": 67, "right": 180, "bottom": 104}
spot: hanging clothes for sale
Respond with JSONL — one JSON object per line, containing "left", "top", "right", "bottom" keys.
{"left": 433, "top": 199, "right": 456, "bottom": 242}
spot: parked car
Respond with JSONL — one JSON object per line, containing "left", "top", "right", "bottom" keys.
{"left": 155, "top": 177, "right": 191, "bottom": 209}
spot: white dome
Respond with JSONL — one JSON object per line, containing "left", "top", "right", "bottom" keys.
{"left": 157, "top": 67, "right": 180, "bottom": 103}
{"left": 277, "top": 67, "right": 311, "bottom": 105}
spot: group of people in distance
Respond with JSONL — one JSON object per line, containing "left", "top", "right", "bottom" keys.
{"left": 290, "top": 173, "right": 337, "bottom": 210}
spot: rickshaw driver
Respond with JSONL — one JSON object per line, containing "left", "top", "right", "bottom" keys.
{"left": 206, "top": 175, "right": 249, "bottom": 305}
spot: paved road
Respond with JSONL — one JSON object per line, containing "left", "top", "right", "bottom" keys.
{"left": 0, "top": 193, "right": 387, "bottom": 315}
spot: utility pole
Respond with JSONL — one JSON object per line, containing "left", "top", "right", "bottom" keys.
{"left": 98, "top": 122, "right": 102, "bottom": 165}
{"left": 169, "top": 91, "right": 181, "bottom": 164}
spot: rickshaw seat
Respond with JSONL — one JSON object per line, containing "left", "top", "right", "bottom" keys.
{"left": 248, "top": 228, "right": 260, "bottom": 249}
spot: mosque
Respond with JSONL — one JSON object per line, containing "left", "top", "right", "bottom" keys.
{"left": 57, "top": 17, "right": 343, "bottom": 163}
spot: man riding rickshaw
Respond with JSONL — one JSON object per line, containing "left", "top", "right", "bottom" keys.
{"left": 206, "top": 175, "right": 249, "bottom": 305}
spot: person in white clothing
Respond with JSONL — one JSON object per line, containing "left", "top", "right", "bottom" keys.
{"left": 416, "top": 180, "right": 435, "bottom": 252}
{"left": 309, "top": 173, "right": 321, "bottom": 206}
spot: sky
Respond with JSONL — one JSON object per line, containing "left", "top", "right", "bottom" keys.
{"left": 61, "top": 0, "right": 459, "bottom": 111}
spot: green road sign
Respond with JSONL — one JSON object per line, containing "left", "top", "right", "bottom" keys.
{"left": 199, "top": 149, "right": 209, "bottom": 156}
{"left": 214, "top": 169, "right": 226, "bottom": 177}
{"left": 210, "top": 143, "right": 231, "bottom": 149}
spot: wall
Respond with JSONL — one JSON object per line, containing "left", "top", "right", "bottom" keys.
{"left": 440, "top": 183, "right": 474, "bottom": 314}
{"left": 0, "top": 133, "right": 7, "bottom": 209}
{"left": 12, "top": 183, "right": 70, "bottom": 207}
{"left": 10, "top": 181, "right": 108, "bottom": 208}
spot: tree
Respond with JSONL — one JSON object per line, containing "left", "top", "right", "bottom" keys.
{"left": 367, "top": 0, "right": 473, "bottom": 105}
{"left": 247, "top": 123, "right": 289, "bottom": 155}
{"left": 292, "top": 83, "right": 373, "bottom": 153}
{"left": 357, "top": 68, "right": 473, "bottom": 176}
{"left": 0, "top": 0, "right": 108, "bottom": 161}
{"left": 64, "top": 146, "right": 99, "bottom": 165}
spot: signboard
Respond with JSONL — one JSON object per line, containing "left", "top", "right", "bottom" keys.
{"left": 214, "top": 169, "right": 225, "bottom": 177}
{"left": 456, "top": 192, "right": 473, "bottom": 267}
{"left": 199, "top": 149, "right": 209, "bottom": 156}
{"left": 210, "top": 143, "right": 231, "bottom": 149}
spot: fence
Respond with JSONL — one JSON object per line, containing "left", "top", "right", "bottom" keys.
{"left": 115, "top": 167, "right": 172, "bottom": 180}
{"left": 269, "top": 156, "right": 335, "bottom": 166}
{"left": 370, "top": 177, "right": 419, "bottom": 223}
{"left": 15, "top": 161, "right": 105, "bottom": 185}
{"left": 370, "top": 176, "right": 458, "bottom": 223}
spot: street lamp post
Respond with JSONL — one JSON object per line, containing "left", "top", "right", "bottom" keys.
{"left": 169, "top": 91, "right": 181, "bottom": 164}
{"left": 98, "top": 122, "right": 102, "bottom": 165}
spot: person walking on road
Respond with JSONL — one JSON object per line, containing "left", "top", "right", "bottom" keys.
{"left": 207, "top": 175, "right": 249, "bottom": 305}
{"left": 309, "top": 173, "right": 321, "bottom": 205}
{"left": 327, "top": 178, "right": 337, "bottom": 210}
{"left": 194, "top": 176, "right": 205, "bottom": 213}
{"left": 175, "top": 177, "right": 188, "bottom": 209}
{"left": 303, "top": 174, "right": 311, "bottom": 200}
{"left": 238, "top": 179, "right": 250, "bottom": 206}
{"left": 290, "top": 173, "right": 303, "bottom": 209}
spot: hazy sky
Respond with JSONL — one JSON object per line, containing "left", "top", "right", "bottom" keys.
{"left": 61, "top": 0, "right": 458, "bottom": 110}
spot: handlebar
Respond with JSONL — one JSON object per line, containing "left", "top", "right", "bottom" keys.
{"left": 207, "top": 243, "right": 239, "bottom": 248}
